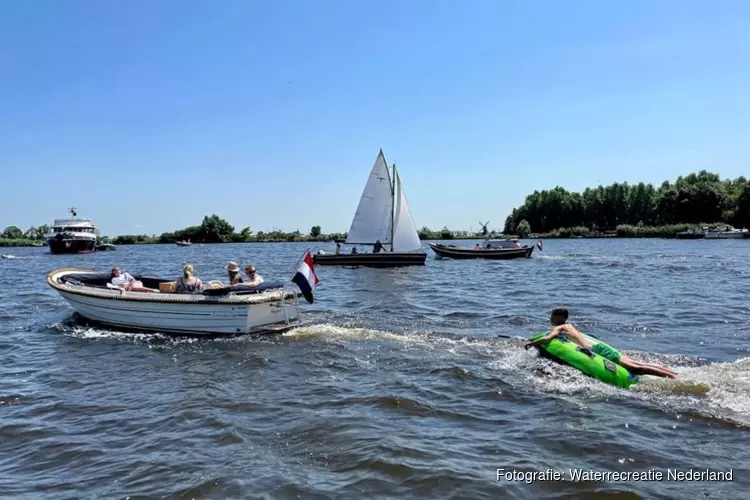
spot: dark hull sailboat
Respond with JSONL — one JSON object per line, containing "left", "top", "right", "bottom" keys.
{"left": 313, "top": 251, "right": 426, "bottom": 267}
{"left": 429, "top": 243, "right": 533, "bottom": 260}
{"left": 314, "top": 149, "right": 426, "bottom": 268}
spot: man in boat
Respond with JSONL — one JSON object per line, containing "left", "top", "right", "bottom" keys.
{"left": 335, "top": 243, "right": 341, "bottom": 255}
{"left": 243, "top": 264, "right": 264, "bottom": 286}
{"left": 524, "top": 307, "right": 678, "bottom": 378}
{"left": 110, "top": 266, "right": 157, "bottom": 293}
{"left": 373, "top": 239, "right": 383, "bottom": 253}
{"left": 352, "top": 246, "right": 358, "bottom": 254}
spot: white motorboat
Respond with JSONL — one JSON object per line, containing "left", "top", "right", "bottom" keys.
{"left": 704, "top": 224, "right": 748, "bottom": 239}
{"left": 47, "top": 268, "right": 304, "bottom": 335}
{"left": 46, "top": 207, "right": 99, "bottom": 254}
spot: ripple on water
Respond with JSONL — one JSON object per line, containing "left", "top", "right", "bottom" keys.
{"left": 1, "top": 240, "right": 750, "bottom": 498}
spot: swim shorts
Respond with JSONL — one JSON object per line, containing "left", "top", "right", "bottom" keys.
{"left": 591, "top": 342, "right": 622, "bottom": 363}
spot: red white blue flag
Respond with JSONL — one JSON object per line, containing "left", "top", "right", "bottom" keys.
{"left": 291, "top": 250, "right": 319, "bottom": 304}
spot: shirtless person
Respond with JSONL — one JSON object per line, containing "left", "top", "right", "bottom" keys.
{"left": 525, "top": 307, "right": 677, "bottom": 378}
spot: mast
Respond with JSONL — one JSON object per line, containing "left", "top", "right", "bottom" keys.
{"left": 390, "top": 163, "right": 396, "bottom": 250}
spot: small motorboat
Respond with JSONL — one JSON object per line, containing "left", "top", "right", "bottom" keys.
{"left": 704, "top": 225, "right": 748, "bottom": 239}
{"left": 47, "top": 268, "right": 305, "bottom": 335}
{"left": 175, "top": 240, "right": 192, "bottom": 246}
{"left": 429, "top": 239, "right": 534, "bottom": 260}
{"left": 1, "top": 254, "right": 17, "bottom": 259}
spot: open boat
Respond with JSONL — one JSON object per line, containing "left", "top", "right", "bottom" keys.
{"left": 47, "top": 268, "right": 304, "bottom": 335}
{"left": 313, "top": 149, "right": 426, "bottom": 267}
{"left": 429, "top": 239, "right": 534, "bottom": 260}
{"left": 175, "top": 240, "right": 192, "bottom": 246}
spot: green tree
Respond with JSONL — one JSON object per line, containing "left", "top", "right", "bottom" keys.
{"left": 2, "top": 226, "right": 23, "bottom": 239}
{"left": 310, "top": 225, "right": 322, "bottom": 238}
{"left": 439, "top": 226, "right": 454, "bottom": 239}
{"left": 35, "top": 224, "right": 50, "bottom": 240}
{"left": 504, "top": 170, "right": 743, "bottom": 233}
{"left": 197, "top": 214, "right": 235, "bottom": 243}
{"left": 516, "top": 219, "right": 531, "bottom": 238}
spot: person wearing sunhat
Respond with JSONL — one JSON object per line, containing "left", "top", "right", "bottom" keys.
{"left": 244, "top": 264, "right": 264, "bottom": 287}
{"left": 226, "top": 261, "right": 243, "bottom": 285}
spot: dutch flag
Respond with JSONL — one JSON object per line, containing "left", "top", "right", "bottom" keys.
{"left": 291, "top": 250, "right": 320, "bottom": 304}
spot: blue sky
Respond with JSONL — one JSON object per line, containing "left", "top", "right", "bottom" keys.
{"left": 1, "top": 0, "right": 749, "bottom": 236}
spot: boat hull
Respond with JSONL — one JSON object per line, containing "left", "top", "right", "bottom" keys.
{"left": 429, "top": 243, "right": 533, "bottom": 260}
{"left": 47, "top": 268, "right": 303, "bottom": 335}
{"left": 704, "top": 232, "right": 746, "bottom": 239}
{"left": 313, "top": 251, "right": 427, "bottom": 267}
{"left": 47, "top": 237, "right": 97, "bottom": 254}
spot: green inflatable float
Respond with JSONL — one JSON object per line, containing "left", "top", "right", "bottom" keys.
{"left": 527, "top": 332, "right": 639, "bottom": 389}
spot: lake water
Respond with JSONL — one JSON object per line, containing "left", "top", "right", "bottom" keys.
{"left": 1, "top": 239, "right": 748, "bottom": 499}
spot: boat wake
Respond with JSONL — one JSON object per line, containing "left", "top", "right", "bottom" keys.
{"left": 47, "top": 318, "right": 750, "bottom": 427}
{"left": 284, "top": 323, "right": 750, "bottom": 427}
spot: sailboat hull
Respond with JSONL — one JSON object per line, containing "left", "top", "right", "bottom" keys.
{"left": 313, "top": 251, "right": 427, "bottom": 267}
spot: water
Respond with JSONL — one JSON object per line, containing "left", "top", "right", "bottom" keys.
{"left": 1, "top": 239, "right": 749, "bottom": 499}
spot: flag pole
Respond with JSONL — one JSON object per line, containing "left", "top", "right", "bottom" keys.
{"left": 287, "top": 247, "right": 310, "bottom": 284}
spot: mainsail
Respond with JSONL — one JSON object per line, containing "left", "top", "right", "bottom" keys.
{"left": 345, "top": 149, "right": 394, "bottom": 245}
{"left": 391, "top": 166, "right": 423, "bottom": 252}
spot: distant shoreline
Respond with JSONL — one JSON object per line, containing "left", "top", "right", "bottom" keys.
{"left": 3, "top": 233, "right": 748, "bottom": 248}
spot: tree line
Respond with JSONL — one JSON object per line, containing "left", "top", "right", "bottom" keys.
{"left": 1, "top": 215, "right": 489, "bottom": 247}
{"left": 503, "top": 171, "right": 750, "bottom": 236}
{"left": 110, "top": 216, "right": 350, "bottom": 245}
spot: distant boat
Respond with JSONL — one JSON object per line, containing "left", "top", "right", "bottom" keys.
{"left": 704, "top": 224, "right": 748, "bottom": 239}
{"left": 46, "top": 207, "right": 98, "bottom": 254}
{"left": 313, "top": 149, "right": 426, "bottom": 267}
{"left": 676, "top": 228, "right": 705, "bottom": 239}
{"left": 429, "top": 239, "right": 534, "bottom": 260}
{"left": 176, "top": 239, "right": 192, "bottom": 246}
{"left": 95, "top": 243, "right": 117, "bottom": 251}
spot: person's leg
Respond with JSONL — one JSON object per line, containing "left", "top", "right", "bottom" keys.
{"left": 618, "top": 354, "right": 677, "bottom": 378}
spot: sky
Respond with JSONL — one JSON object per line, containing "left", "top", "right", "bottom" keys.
{"left": 1, "top": 0, "right": 749, "bottom": 236}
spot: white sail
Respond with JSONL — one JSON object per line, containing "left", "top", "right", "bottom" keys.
{"left": 391, "top": 166, "right": 423, "bottom": 252}
{"left": 345, "top": 150, "right": 394, "bottom": 245}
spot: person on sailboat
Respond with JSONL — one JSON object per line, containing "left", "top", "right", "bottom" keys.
{"left": 373, "top": 240, "right": 383, "bottom": 253}
{"left": 351, "top": 247, "right": 358, "bottom": 254}
{"left": 335, "top": 243, "right": 341, "bottom": 255}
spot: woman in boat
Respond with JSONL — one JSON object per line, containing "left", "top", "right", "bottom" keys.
{"left": 110, "top": 266, "right": 157, "bottom": 293}
{"left": 226, "top": 261, "right": 243, "bottom": 285}
{"left": 174, "top": 263, "right": 203, "bottom": 294}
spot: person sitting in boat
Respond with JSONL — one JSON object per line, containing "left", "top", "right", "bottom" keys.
{"left": 335, "top": 243, "right": 341, "bottom": 255}
{"left": 351, "top": 247, "right": 358, "bottom": 254}
{"left": 524, "top": 307, "right": 677, "bottom": 378}
{"left": 174, "top": 263, "right": 203, "bottom": 294}
{"left": 243, "top": 264, "right": 264, "bottom": 287}
{"left": 373, "top": 240, "right": 383, "bottom": 253}
{"left": 226, "top": 261, "right": 243, "bottom": 285}
{"left": 110, "top": 266, "right": 157, "bottom": 293}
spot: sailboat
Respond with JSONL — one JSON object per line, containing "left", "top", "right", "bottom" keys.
{"left": 313, "top": 149, "right": 427, "bottom": 267}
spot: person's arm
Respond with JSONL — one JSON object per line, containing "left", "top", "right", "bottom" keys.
{"left": 524, "top": 326, "right": 565, "bottom": 349}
